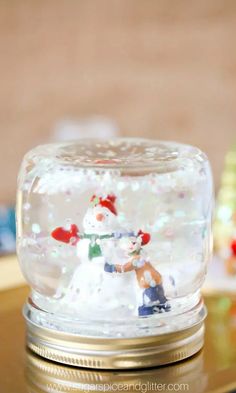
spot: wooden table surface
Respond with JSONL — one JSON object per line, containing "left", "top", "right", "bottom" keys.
{"left": 0, "top": 286, "right": 236, "bottom": 393}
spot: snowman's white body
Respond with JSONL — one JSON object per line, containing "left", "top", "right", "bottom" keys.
{"left": 62, "top": 204, "right": 137, "bottom": 318}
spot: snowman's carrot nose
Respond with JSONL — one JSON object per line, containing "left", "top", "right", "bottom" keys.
{"left": 96, "top": 213, "right": 104, "bottom": 221}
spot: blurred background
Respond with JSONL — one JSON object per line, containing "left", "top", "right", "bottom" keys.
{"left": 1, "top": 0, "right": 236, "bottom": 287}
{"left": 1, "top": 0, "right": 236, "bottom": 204}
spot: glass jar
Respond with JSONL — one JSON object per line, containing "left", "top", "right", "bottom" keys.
{"left": 16, "top": 138, "right": 213, "bottom": 368}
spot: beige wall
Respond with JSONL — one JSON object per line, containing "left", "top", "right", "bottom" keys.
{"left": 1, "top": 0, "right": 236, "bottom": 203}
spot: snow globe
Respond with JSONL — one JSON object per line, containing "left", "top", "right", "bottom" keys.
{"left": 16, "top": 138, "right": 213, "bottom": 369}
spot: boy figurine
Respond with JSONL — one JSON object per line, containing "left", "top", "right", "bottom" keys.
{"left": 104, "top": 230, "right": 170, "bottom": 316}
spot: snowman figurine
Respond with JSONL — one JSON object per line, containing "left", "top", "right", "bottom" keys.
{"left": 51, "top": 194, "right": 136, "bottom": 315}
{"left": 51, "top": 194, "right": 120, "bottom": 262}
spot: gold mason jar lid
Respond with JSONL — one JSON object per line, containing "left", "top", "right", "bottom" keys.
{"left": 26, "top": 348, "right": 206, "bottom": 393}
{"left": 24, "top": 300, "right": 206, "bottom": 370}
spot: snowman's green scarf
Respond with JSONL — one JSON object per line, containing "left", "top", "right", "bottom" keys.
{"left": 82, "top": 196, "right": 115, "bottom": 260}
{"left": 81, "top": 233, "right": 114, "bottom": 260}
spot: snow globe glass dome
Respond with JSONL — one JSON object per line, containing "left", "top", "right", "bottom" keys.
{"left": 16, "top": 138, "right": 213, "bottom": 369}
